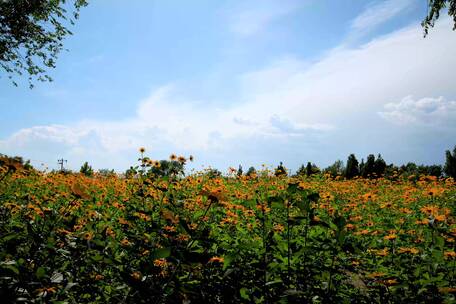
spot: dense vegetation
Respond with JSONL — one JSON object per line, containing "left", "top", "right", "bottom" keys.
{"left": 1, "top": 150, "right": 456, "bottom": 303}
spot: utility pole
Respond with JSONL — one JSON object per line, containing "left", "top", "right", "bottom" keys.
{"left": 58, "top": 158, "right": 67, "bottom": 172}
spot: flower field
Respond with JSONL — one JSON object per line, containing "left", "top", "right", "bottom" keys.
{"left": 1, "top": 163, "right": 456, "bottom": 303}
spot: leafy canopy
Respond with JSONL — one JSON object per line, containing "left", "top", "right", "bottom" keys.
{"left": 0, "top": 0, "right": 88, "bottom": 88}
{"left": 423, "top": 0, "right": 456, "bottom": 36}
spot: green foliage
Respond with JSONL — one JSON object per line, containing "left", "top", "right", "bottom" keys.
{"left": 444, "top": 145, "right": 456, "bottom": 178}
{"left": 0, "top": 0, "right": 88, "bottom": 88}
{"left": 345, "top": 154, "right": 359, "bottom": 179}
{"left": 97, "top": 168, "right": 115, "bottom": 177}
{"left": 301, "top": 162, "right": 321, "bottom": 177}
{"left": 1, "top": 158, "right": 456, "bottom": 303}
{"left": 246, "top": 166, "right": 257, "bottom": 177}
{"left": 125, "top": 166, "right": 137, "bottom": 178}
{"left": 374, "top": 154, "right": 387, "bottom": 176}
{"left": 296, "top": 164, "right": 306, "bottom": 176}
{"left": 274, "top": 162, "right": 287, "bottom": 177}
{"left": 237, "top": 165, "right": 243, "bottom": 177}
{"left": 422, "top": 0, "right": 456, "bottom": 36}
{"left": 79, "top": 161, "right": 93, "bottom": 177}
{"left": 362, "top": 154, "right": 376, "bottom": 178}
{"left": 361, "top": 154, "right": 386, "bottom": 178}
{"left": 323, "top": 160, "right": 344, "bottom": 177}
{"left": 148, "top": 160, "right": 185, "bottom": 178}
{"left": 400, "top": 162, "right": 444, "bottom": 178}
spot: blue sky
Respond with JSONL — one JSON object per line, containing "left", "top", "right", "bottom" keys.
{"left": 1, "top": 0, "right": 456, "bottom": 173}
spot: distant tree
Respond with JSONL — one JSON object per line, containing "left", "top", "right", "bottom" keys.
{"left": 149, "top": 160, "right": 185, "bottom": 178}
{"left": 80, "top": 161, "right": 93, "bottom": 177}
{"left": 444, "top": 146, "right": 456, "bottom": 178}
{"left": 384, "top": 163, "right": 399, "bottom": 179}
{"left": 125, "top": 166, "right": 137, "bottom": 178}
{"left": 98, "top": 169, "right": 115, "bottom": 177}
{"left": 0, "top": 0, "right": 88, "bottom": 88}
{"left": 274, "top": 162, "right": 287, "bottom": 177}
{"left": 422, "top": 0, "right": 456, "bottom": 36}
{"left": 323, "top": 160, "right": 345, "bottom": 177}
{"left": 205, "top": 168, "right": 222, "bottom": 179}
{"left": 345, "top": 154, "right": 359, "bottom": 179}
{"left": 362, "top": 154, "right": 376, "bottom": 178}
{"left": 418, "top": 164, "right": 443, "bottom": 177}
{"left": 237, "top": 165, "right": 243, "bottom": 177}
{"left": 310, "top": 163, "right": 321, "bottom": 175}
{"left": 306, "top": 162, "right": 313, "bottom": 177}
{"left": 0, "top": 154, "right": 33, "bottom": 172}
{"left": 296, "top": 164, "right": 306, "bottom": 176}
{"left": 400, "top": 162, "right": 418, "bottom": 176}
{"left": 374, "top": 154, "right": 387, "bottom": 177}
{"left": 246, "top": 166, "right": 257, "bottom": 177}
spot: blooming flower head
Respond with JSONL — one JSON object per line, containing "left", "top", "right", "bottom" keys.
{"left": 208, "top": 256, "right": 224, "bottom": 264}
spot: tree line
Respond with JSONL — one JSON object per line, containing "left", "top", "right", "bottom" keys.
{"left": 290, "top": 146, "right": 456, "bottom": 179}
{"left": 2, "top": 145, "right": 456, "bottom": 180}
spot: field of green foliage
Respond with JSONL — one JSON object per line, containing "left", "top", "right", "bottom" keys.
{"left": 1, "top": 156, "right": 456, "bottom": 303}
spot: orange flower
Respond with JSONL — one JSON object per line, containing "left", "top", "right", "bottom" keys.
{"left": 121, "top": 238, "right": 131, "bottom": 246}
{"left": 444, "top": 251, "right": 456, "bottom": 259}
{"left": 131, "top": 271, "right": 142, "bottom": 281}
{"left": 367, "top": 272, "right": 385, "bottom": 279}
{"left": 139, "top": 147, "right": 146, "bottom": 153}
{"left": 382, "top": 279, "right": 398, "bottom": 286}
{"left": 163, "top": 225, "right": 176, "bottom": 232}
{"left": 153, "top": 258, "right": 168, "bottom": 268}
{"left": 208, "top": 256, "right": 224, "bottom": 263}
{"left": 384, "top": 234, "right": 397, "bottom": 241}
{"left": 439, "top": 287, "right": 456, "bottom": 294}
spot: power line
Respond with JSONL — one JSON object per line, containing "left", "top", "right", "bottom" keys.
{"left": 57, "top": 158, "right": 67, "bottom": 171}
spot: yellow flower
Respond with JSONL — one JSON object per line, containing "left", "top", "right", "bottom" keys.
{"left": 398, "top": 247, "right": 419, "bottom": 255}
{"left": 139, "top": 147, "right": 146, "bottom": 153}
{"left": 273, "top": 224, "right": 285, "bottom": 233}
{"left": 83, "top": 232, "right": 94, "bottom": 241}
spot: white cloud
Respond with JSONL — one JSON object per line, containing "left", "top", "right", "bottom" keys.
{"left": 2, "top": 18, "right": 456, "bottom": 170}
{"left": 228, "top": 0, "right": 302, "bottom": 36}
{"left": 350, "top": 0, "right": 414, "bottom": 38}
{"left": 379, "top": 95, "right": 456, "bottom": 126}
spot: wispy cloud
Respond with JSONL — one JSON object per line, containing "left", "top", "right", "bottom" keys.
{"left": 228, "top": 0, "right": 303, "bottom": 37}
{"left": 349, "top": 0, "right": 415, "bottom": 39}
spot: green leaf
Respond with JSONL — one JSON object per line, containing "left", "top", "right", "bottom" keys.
{"left": 3, "top": 265, "right": 19, "bottom": 275}
{"left": 223, "top": 255, "right": 233, "bottom": 270}
{"left": 36, "top": 266, "right": 46, "bottom": 279}
{"left": 240, "top": 287, "right": 250, "bottom": 300}
{"left": 91, "top": 254, "right": 103, "bottom": 262}
{"left": 271, "top": 201, "right": 285, "bottom": 210}
{"left": 151, "top": 247, "right": 171, "bottom": 260}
